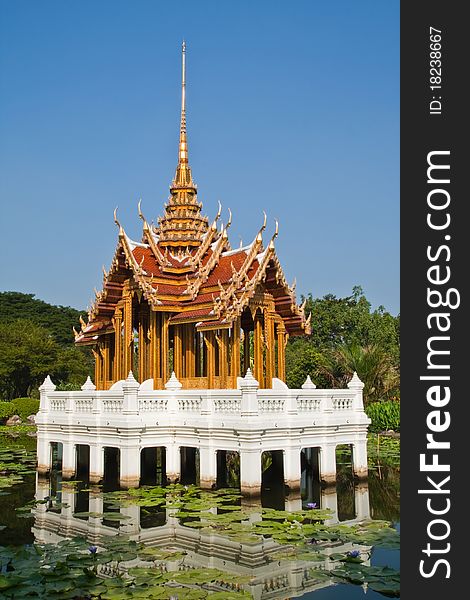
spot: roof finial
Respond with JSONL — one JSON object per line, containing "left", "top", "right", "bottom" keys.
{"left": 179, "top": 40, "right": 187, "bottom": 165}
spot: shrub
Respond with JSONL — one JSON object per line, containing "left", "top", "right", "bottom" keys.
{"left": 365, "top": 401, "right": 400, "bottom": 433}
{"left": 0, "top": 401, "right": 16, "bottom": 422}
{"left": 10, "top": 397, "right": 40, "bottom": 421}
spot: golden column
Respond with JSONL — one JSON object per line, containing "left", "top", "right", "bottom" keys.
{"left": 276, "top": 322, "right": 286, "bottom": 382}
{"left": 138, "top": 304, "right": 148, "bottom": 383}
{"left": 253, "top": 310, "right": 265, "bottom": 388}
{"left": 204, "top": 331, "right": 216, "bottom": 388}
{"left": 93, "top": 347, "right": 99, "bottom": 389}
{"left": 202, "top": 333, "right": 207, "bottom": 377}
{"left": 161, "top": 313, "right": 169, "bottom": 385}
{"left": 102, "top": 336, "right": 111, "bottom": 389}
{"left": 264, "top": 306, "right": 276, "bottom": 388}
{"left": 122, "top": 285, "right": 133, "bottom": 376}
{"left": 195, "top": 330, "right": 202, "bottom": 377}
{"left": 173, "top": 324, "right": 183, "bottom": 380}
{"left": 230, "top": 318, "right": 241, "bottom": 386}
{"left": 93, "top": 345, "right": 103, "bottom": 390}
{"left": 113, "top": 307, "right": 123, "bottom": 382}
{"left": 217, "top": 329, "right": 229, "bottom": 388}
{"left": 242, "top": 328, "right": 251, "bottom": 376}
{"left": 150, "top": 310, "right": 161, "bottom": 387}
{"left": 183, "top": 323, "right": 195, "bottom": 379}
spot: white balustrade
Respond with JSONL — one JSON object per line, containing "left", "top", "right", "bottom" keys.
{"left": 332, "top": 397, "right": 353, "bottom": 410}
{"left": 38, "top": 377, "right": 363, "bottom": 418}
{"left": 213, "top": 396, "right": 241, "bottom": 413}
{"left": 50, "top": 397, "right": 66, "bottom": 412}
{"left": 258, "top": 393, "right": 285, "bottom": 412}
{"left": 178, "top": 396, "right": 202, "bottom": 412}
{"left": 298, "top": 397, "right": 321, "bottom": 411}
{"left": 36, "top": 371, "right": 371, "bottom": 493}
{"left": 139, "top": 397, "right": 168, "bottom": 412}
{"left": 74, "top": 398, "right": 93, "bottom": 413}
{"left": 102, "top": 397, "right": 124, "bottom": 413}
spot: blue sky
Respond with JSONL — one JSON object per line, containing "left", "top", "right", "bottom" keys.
{"left": 0, "top": 0, "right": 399, "bottom": 315}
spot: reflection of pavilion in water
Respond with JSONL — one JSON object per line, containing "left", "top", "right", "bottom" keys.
{"left": 33, "top": 474, "right": 371, "bottom": 600}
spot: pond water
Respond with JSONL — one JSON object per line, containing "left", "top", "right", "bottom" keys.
{"left": 0, "top": 431, "right": 400, "bottom": 599}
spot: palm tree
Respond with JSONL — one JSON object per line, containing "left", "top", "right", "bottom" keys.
{"left": 319, "top": 344, "right": 399, "bottom": 405}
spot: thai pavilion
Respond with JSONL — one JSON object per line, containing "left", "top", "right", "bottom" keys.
{"left": 74, "top": 42, "right": 311, "bottom": 391}
{"left": 38, "top": 44, "right": 369, "bottom": 494}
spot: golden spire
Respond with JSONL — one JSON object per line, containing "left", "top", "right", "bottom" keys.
{"left": 171, "top": 40, "right": 194, "bottom": 189}
{"left": 156, "top": 41, "right": 209, "bottom": 253}
{"left": 179, "top": 40, "right": 187, "bottom": 164}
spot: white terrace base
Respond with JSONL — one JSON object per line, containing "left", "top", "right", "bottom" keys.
{"left": 36, "top": 370, "right": 370, "bottom": 497}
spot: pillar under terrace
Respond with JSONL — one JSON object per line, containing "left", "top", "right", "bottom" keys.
{"left": 352, "top": 437, "right": 369, "bottom": 480}
{"left": 166, "top": 443, "right": 181, "bottom": 484}
{"left": 240, "top": 448, "right": 262, "bottom": 499}
{"left": 283, "top": 446, "right": 301, "bottom": 493}
{"left": 199, "top": 446, "right": 217, "bottom": 489}
{"left": 320, "top": 443, "right": 337, "bottom": 485}
{"left": 61, "top": 441, "right": 76, "bottom": 480}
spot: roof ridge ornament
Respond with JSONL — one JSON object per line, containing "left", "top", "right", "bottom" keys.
{"left": 138, "top": 200, "right": 171, "bottom": 267}
{"left": 113, "top": 207, "right": 121, "bottom": 229}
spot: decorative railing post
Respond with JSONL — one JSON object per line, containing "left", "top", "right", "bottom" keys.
{"left": 200, "top": 392, "right": 212, "bottom": 416}
{"left": 81, "top": 376, "right": 99, "bottom": 413}
{"left": 39, "top": 375, "right": 55, "bottom": 413}
{"left": 294, "top": 375, "right": 317, "bottom": 413}
{"left": 122, "top": 371, "right": 139, "bottom": 414}
{"left": 165, "top": 372, "right": 182, "bottom": 414}
{"left": 65, "top": 394, "right": 74, "bottom": 414}
{"left": 240, "top": 369, "right": 259, "bottom": 417}
{"left": 348, "top": 371, "right": 365, "bottom": 411}
{"left": 285, "top": 392, "right": 297, "bottom": 414}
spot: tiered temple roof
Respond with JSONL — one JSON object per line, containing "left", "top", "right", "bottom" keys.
{"left": 75, "top": 42, "right": 310, "bottom": 390}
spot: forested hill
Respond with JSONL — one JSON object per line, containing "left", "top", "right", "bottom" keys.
{"left": 0, "top": 292, "right": 86, "bottom": 346}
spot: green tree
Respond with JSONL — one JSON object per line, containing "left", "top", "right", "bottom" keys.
{"left": 319, "top": 343, "right": 399, "bottom": 404}
{"left": 53, "top": 346, "right": 93, "bottom": 389}
{"left": 285, "top": 340, "right": 327, "bottom": 389}
{"left": 304, "top": 286, "right": 399, "bottom": 357}
{"left": 0, "top": 291, "right": 86, "bottom": 346}
{"left": 0, "top": 320, "right": 58, "bottom": 399}
{"left": 285, "top": 287, "right": 400, "bottom": 394}
{"left": 0, "top": 320, "right": 92, "bottom": 400}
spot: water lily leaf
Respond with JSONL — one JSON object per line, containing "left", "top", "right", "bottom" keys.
{"left": 163, "top": 568, "right": 225, "bottom": 585}
{"left": 101, "top": 591, "right": 134, "bottom": 600}
{"left": 138, "top": 547, "right": 186, "bottom": 561}
{"left": 163, "top": 587, "right": 208, "bottom": 599}
{"left": 227, "top": 533, "right": 261, "bottom": 543}
{"left": 127, "top": 589, "right": 171, "bottom": 599}
{"left": 340, "top": 556, "right": 364, "bottom": 563}
{"left": 368, "top": 580, "right": 400, "bottom": 595}
{"left": 0, "top": 574, "right": 22, "bottom": 590}
{"left": 44, "top": 580, "right": 75, "bottom": 593}
{"left": 102, "top": 512, "right": 132, "bottom": 521}
{"left": 182, "top": 520, "right": 207, "bottom": 528}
